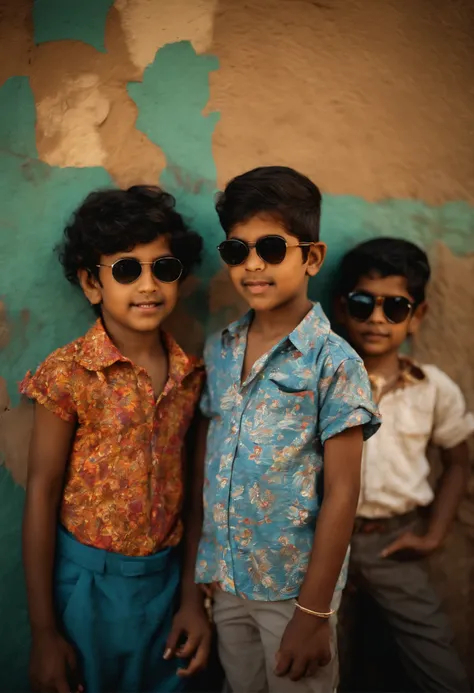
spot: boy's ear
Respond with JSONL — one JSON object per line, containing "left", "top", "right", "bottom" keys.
{"left": 407, "top": 301, "right": 427, "bottom": 335}
{"left": 78, "top": 269, "right": 102, "bottom": 307}
{"left": 306, "top": 242, "right": 327, "bottom": 277}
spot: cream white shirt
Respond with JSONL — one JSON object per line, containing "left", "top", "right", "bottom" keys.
{"left": 358, "top": 364, "right": 474, "bottom": 518}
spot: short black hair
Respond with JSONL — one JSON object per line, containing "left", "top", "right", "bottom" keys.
{"left": 215, "top": 166, "right": 322, "bottom": 242}
{"left": 337, "top": 237, "right": 431, "bottom": 305}
{"left": 59, "top": 185, "right": 202, "bottom": 284}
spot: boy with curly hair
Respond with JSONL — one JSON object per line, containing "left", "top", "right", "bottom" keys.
{"left": 21, "top": 186, "right": 211, "bottom": 693}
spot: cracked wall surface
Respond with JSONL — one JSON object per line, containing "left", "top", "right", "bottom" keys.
{"left": 0, "top": 0, "right": 473, "bottom": 688}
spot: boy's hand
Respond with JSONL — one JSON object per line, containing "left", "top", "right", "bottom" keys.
{"left": 275, "top": 610, "right": 332, "bottom": 681}
{"left": 380, "top": 530, "right": 440, "bottom": 559}
{"left": 164, "top": 597, "right": 211, "bottom": 678}
{"left": 30, "top": 627, "right": 82, "bottom": 693}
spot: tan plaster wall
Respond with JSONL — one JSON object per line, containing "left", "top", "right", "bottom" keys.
{"left": 4, "top": 0, "right": 473, "bottom": 203}
{"left": 209, "top": 0, "right": 474, "bottom": 203}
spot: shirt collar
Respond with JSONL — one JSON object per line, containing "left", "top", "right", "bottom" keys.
{"left": 399, "top": 355, "right": 426, "bottom": 383}
{"left": 162, "top": 331, "right": 202, "bottom": 386}
{"left": 222, "top": 303, "right": 331, "bottom": 356}
{"left": 76, "top": 319, "right": 126, "bottom": 371}
{"left": 76, "top": 318, "right": 201, "bottom": 381}
{"left": 369, "top": 355, "right": 426, "bottom": 402}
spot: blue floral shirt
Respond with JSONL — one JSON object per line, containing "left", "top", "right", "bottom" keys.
{"left": 196, "top": 304, "right": 380, "bottom": 601}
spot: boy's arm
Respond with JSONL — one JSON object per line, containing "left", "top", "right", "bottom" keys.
{"left": 382, "top": 442, "right": 470, "bottom": 558}
{"left": 276, "top": 425, "right": 363, "bottom": 681}
{"left": 165, "top": 414, "right": 211, "bottom": 677}
{"left": 23, "top": 403, "right": 81, "bottom": 691}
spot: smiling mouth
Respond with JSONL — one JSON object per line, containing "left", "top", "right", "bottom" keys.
{"left": 242, "top": 281, "right": 274, "bottom": 294}
{"left": 131, "top": 301, "right": 164, "bottom": 310}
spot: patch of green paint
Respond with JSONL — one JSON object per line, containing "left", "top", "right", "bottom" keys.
{"left": 33, "top": 0, "right": 114, "bottom": 52}
{"left": 128, "top": 41, "right": 222, "bottom": 324}
{"left": 0, "top": 77, "right": 113, "bottom": 406}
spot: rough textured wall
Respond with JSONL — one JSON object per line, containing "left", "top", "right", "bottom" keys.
{"left": 0, "top": 0, "right": 473, "bottom": 689}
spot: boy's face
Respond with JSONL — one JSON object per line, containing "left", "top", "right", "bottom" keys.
{"left": 223, "top": 215, "right": 326, "bottom": 312}
{"left": 79, "top": 236, "right": 180, "bottom": 334}
{"left": 339, "top": 272, "right": 426, "bottom": 357}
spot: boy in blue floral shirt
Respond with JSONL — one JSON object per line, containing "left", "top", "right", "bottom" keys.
{"left": 189, "top": 167, "right": 380, "bottom": 692}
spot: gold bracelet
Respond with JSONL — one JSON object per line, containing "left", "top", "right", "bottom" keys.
{"left": 294, "top": 600, "right": 334, "bottom": 619}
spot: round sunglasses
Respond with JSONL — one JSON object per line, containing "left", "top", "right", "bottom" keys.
{"left": 347, "top": 291, "right": 413, "bottom": 324}
{"left": 97, "top": 257, "right": 183, "bottom": 284}
{"left": 217, "top": 234, "right": 313, "bottom": 267}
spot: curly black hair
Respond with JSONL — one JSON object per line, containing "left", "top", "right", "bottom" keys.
{"left": 216, "top": 166, "right": 322, "bottom": 243}
{"left": 337, "top": 237, "right": 431, "bottom": 306}
{"left": 58, "top": 185, "right": 203, "bottom": 284}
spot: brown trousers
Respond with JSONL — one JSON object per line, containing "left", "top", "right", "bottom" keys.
{"left": 339, "top": 521, "right": 469, "bottom": 692}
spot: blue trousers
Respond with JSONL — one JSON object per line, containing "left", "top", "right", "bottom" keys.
{"left": 55, "top": 527, "right": 186, "bottom": 693}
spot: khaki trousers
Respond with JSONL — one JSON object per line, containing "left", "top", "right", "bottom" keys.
{"left": 213, "top": 589, "right": 341, "bottom": 693}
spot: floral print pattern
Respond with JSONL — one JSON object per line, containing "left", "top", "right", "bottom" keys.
{"left": 20, "top": 319, "right": 204, "bottom": 556}
{"left": 196, "top": 304, "right": 380, "bottom": 600}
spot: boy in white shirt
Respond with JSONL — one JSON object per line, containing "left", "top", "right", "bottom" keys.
{"left": 336, "top": 237, "right": 473, "bottom": 692}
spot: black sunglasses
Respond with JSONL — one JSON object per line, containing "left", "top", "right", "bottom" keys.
{"left": 217, "top": 234, "right": 312, "bottom": 267}
{"left": 347, "top": 291, "right": 413, "bottom": 324}
{"left": 97, "top": 257, "right": 183, "bottom": 284}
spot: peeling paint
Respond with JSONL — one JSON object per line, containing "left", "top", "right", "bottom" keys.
{"left": 36, "top": 74, "right": 110, "bottom": 168}
{"left": 128, "top": 40, "right": 222, "bottom": 328}
{"left": 115, "top": 0, "right": 218, "bottom": 70}
{"left": 0, "top": 76, "right": 112, "bottom": 405}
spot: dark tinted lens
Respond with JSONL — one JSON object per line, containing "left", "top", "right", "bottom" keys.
{"left": 111, "top": 258, "right": 142, "bottom": 284}
{"left": 218, "top": 239, "right": 249, "bottom": 266}
{"left": 347, "top": 292, "right": 375, "bottom": 321}
{"left": 383, "top": 296, "right": 411, "bottom": 324}
{"left": 152, "top": 257, "right": 183, "bottom": 283}
{"left": 256, "top": 235, "right": 287, "bottom": 264}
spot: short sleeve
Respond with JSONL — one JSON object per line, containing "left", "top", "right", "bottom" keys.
{"left": 19, "top": 352, "right": 77, "bottom": 423}
{"left": 318, "top": 356, "right": 381, "bottom": 444}
{"left": 428, "top": 367, "right": 474, "bottom": 449}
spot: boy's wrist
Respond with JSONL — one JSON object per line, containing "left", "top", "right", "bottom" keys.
{"left": 297, "top": 587, "right": 333, "bottom": 615}
{"left": 30, "top": 622, "right": 58, "bottom": 637}
{"left": 180, "top": 579, "right": 205, "bottom": 605}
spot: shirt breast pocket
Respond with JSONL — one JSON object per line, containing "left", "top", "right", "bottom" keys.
{"left": 394, "top": 401, "right": 433, "bottom": 437}
{"left": 246, "top": 376, "right": 317, "bottom": 457}
{"left": 394, "top": 404, "right": 433, "bottom": 459}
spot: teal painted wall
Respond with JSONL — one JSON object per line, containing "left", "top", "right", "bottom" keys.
{"left": 1, "top": 3, "right": 473, "bottom": 690}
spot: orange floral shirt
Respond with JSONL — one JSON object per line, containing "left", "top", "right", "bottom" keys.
{"left": 20, "top": 319, "right": 204, "bottom": 556}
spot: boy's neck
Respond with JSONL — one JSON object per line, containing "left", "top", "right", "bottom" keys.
{"left": 363, "top": 350, "right": 400, "bottom": 380}
{"left": 102, "top": 315, "right": 165, "bottom": 364}
{"left": 251, "top": 294, "right": 313, "bottom": 341}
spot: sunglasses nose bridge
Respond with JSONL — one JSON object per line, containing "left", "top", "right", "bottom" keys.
{"left": 371, "top": 298, "right": 388, "bottom": 322}
{"left": 245, "top": 243, "right": 265, "bottom": 270}
{"left": 136, "top": 261, "right": 159, "bottom": 289}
